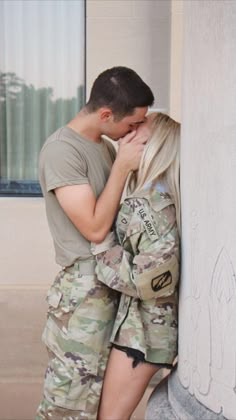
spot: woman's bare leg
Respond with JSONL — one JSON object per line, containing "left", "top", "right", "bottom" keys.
{"left": 97, "top": 347, "right": 159, "bottom": 420}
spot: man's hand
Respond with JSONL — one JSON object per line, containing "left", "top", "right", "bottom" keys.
{"left": 54, "top": 131, "right": 149, "bottom": 244}
{"left": 116, "top": 130, "right": 149, "bottom": 172}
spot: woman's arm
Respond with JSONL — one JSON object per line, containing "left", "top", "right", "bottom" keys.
{"left": 92, "top": 202, "right": 180, "bottom": 300}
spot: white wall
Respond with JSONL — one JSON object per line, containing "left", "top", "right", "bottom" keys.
{"left": 179, "top": 1, "right": 236, "bottom": 418}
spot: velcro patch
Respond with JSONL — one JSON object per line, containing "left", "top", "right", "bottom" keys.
{"left": 135, "top": 254, "right": 179, "bottom": 300}
{"left": 136, "top": 206, "right": 158, "bottom": 241}
{"left": 151, "top": 271, "right": 172, "bottom": 293}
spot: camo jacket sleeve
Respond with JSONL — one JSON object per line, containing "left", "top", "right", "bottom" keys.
{"left": 94, "top": 194, "right": 180, "bottom": 300}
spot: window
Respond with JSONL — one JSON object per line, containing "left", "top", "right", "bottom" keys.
{"left": 0, "top": 0, "right": 85, "bottom": 196}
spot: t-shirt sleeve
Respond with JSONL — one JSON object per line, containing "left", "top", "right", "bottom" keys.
{"left": 39, "top": 140, "right": 88, "bottom": 192}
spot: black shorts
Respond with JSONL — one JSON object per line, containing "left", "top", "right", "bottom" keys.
{"left": 112, "top": 343, "right": 174, "bottom": 369}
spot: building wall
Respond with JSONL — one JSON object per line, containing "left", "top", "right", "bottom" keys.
{"left": 86, "top": 0, "right": 171, "bottom": 110}
{"left": 0, "top": 198, "right": 58, "bottom": 419}
{"left": 170, "top": 0, "right": 183, "bottom": 122}
{"left": 0, "top": 1, "right": 178, "bottom": 418}
{"left": 179, "top": 1, "right": 236, "bottom": 417}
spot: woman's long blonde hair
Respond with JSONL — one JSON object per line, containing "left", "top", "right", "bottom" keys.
{"left": 127, "top": 112, "right": 181, "bottom": 233}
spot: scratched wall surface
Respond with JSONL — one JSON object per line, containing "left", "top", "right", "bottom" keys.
{"left": 178, "top": 1, "right": 236, "bottom": 418}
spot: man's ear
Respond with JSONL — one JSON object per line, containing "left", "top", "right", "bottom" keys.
{"left": 99, "top": 108, "right": 113, "bottom": 122}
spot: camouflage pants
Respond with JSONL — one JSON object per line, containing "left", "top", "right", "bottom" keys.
{"left": 36, "top": 261, "right": 119, "bottom": 420}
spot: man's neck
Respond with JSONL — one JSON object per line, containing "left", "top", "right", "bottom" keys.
{"left": 67, "top": 108, "right": 102, "bottom": 143}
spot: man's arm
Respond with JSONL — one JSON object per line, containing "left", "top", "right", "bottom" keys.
{"left": 55, "top": 131, "right": 146, "bottom": 243}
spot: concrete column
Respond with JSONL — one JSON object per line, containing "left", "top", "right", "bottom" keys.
{"left": 147, "top": 1, "right": 236, "bottom": 419}
{"left": 169, "top": 0, "right": 183, "bottom": 122}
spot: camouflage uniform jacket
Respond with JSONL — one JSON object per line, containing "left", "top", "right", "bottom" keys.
{"left": 93, "top": 183, "right": 180, "bottom": 364}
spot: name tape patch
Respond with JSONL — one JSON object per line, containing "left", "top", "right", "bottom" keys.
{"left": 137, "top": 207, "right": 158, "bottom": 240}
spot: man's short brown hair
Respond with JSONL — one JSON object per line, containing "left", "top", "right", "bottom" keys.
{"left": 86, "top": 66, "right": 154, "bottom": 120}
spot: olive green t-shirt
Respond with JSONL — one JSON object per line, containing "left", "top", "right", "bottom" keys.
{"left": 39, "top": 126, "right": 116, "bottom": 267}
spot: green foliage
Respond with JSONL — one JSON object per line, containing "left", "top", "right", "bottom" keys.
{"left": 0, "top": 71, "right": 85, "bottom": 183}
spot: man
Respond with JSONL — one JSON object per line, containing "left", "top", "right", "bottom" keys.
{"left": 36, "top": 66, "right": 154, "bottom": 419}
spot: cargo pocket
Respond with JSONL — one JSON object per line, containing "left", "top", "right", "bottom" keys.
{"left": 42, "top": 316, "right": 99, "bottom": 411}
{"left": 45, "top": 270, "right": 88, "bottom": 322}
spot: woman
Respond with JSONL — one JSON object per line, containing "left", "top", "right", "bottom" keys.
{"left": 91, "top": 112, "right": 181, "bottom": 420}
